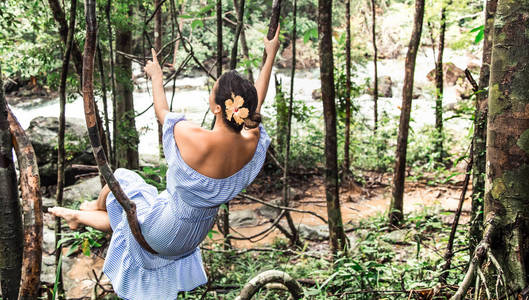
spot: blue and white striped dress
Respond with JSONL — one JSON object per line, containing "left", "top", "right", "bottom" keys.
{"left": 103, "top": 112, "right": 271, "bottom": 300}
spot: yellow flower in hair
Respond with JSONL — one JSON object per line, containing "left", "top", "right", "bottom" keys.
{"left": 225, "top": 92, "right": 249, "bottom": 125}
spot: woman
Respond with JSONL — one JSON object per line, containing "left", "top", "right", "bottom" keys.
{"left": 49, "top": 26, "right": 280, "bottom": 299}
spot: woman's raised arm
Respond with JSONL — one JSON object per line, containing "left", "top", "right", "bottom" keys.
{"left": 254, "top": 25, "right": 280, "bottom": 114}
{"left": 145, "top": 48, "right": 169, "bottom": 124}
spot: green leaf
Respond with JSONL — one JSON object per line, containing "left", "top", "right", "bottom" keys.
{"left": 191, "top": 19, "right": 203, "bottom": 30}
{"left": 52, "top": 254, "right": 62, "bottom": 300}
{"left": 470, "top": 25, "right": 484, "bottom": 33}
{"left": 303, "top": 27, "right": 318, "bottom": 43}
{"left": 66, "top": 244, "right": 79, "bottom": 257}
{"left": 474, "top": 30, "right": 484, "bottom": 44}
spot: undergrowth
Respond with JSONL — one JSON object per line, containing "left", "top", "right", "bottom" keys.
{"left": 176, "top": 206, "right": 469, "bottom": 299}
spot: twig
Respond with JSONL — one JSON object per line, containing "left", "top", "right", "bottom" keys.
{"left": 440, "top": 138, "right": 473, "bottom": 284}
{"left": 476, "top": 266, "right": 491, "bottom": 299}
{"left": 487, "top": 249, "right": 510, "bottom": 300}
{"left": 145, "top": 0, "right": 169, "bottom": 24}
{"left": 238, "top": 194, "right": 328, "bottom": 224}
{"left": 464, "top": 68, "right": 479, "bottom": 92}
{"left": 450, "top": 213, "right": 497, "bottom": 300}
{"left": 228, "top": 211, "right": 286, "bottom": 241}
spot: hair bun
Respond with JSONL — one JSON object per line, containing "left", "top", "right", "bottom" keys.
{"left": 243, "top": 112, "right": 261, "bottom": 129}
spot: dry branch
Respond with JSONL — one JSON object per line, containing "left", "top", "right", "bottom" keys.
{"left": 238, "top": 194, "right": 328, "bottom": 224}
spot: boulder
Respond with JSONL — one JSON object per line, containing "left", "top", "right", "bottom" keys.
{"left": 382, "top": 229, "right": 412, "bottom": 245}
{"left": 25, "top": 116, "right": 95, "bottom": 186}
{"left": 229, "top": 209, "right": 259, "bottom": 227}
{"left": 426, "top": 62, "right": 466, "bottom": 86}
{"left": 312, "top": 88, "right": 322, "bottom": 100}
{"left": 62, "top": 176, "right": 102, "bottom": 207}
{"left": 277, "top": 39, "right": 319, "bottom": 69}
{"left": 256, "top": 198, "right": 282, "bottom": 219}
{"left": 298, "top": 224, "right": 329, "bottom": 241}
{"left": 367, "top": 76, "right": 393, "bottom": 98}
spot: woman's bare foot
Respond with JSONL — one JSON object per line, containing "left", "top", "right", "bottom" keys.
{"left": 48, "top": 207, "right": 81, "bottom": 230}
{"left": 80, "top": 200, "right": 100, "bottom": 211}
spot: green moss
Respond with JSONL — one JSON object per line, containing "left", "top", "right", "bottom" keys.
{"left": 517, "top": 130, "right": 529, "bottom": 155}
{"left": 491, "top": 177, "right": 506, "bottom": 200}
{"left": 488, "top": 84, "right": 506, "bottom": 117}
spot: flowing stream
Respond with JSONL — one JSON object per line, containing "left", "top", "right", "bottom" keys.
{"left": 12, "top": 49, "right": 476, "bottom": 157}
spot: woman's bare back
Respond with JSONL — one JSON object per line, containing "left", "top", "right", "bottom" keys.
{"left": 172, "top": 121, "right": 260, "bottom": 179}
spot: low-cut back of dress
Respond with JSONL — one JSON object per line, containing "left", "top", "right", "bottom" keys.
{"left": 103, "top": 112, "right": 271, "bottom": 300}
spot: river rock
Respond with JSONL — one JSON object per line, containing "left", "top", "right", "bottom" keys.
{"left": 277, "top": 39, "right": 319, "bottom": 69}
{"left": 25, "top": 116, "right": 95, "bottom": 186}
{"left": 256, "top": 198, "right": 282, "bottom": 219}
{"left": 382, "top": 229, "right": 412, "bottom": 245}
{"left": 367, "top": 76, "right": 393, "bottom": 98}
{"left": 62, "top": 176, "right": 102, "bottom": 207}
{"left": 298, "top": 224, "right": 329, "bottom": 241}
{"left": 229, "top": 209, "right": 259, "bottom": 227}
{"left": 426, "top": 62, "right": 466, "bottom": 86}
{"left": 312, "top": 88, "right": 322, "bottom": 100}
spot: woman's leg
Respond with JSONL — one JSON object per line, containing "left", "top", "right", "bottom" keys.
{"left": 48, "top": 207, "right": 112, "bottom": 233}
{"left": 80, "top": 184, "right": 111, "bottom": 211}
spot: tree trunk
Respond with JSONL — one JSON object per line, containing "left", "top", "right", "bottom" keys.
{"left": 344, "top": 0, "right": 351, "bottom": 173}
{"left": 233, "top": 0, "right": 253, "bottom": 82}
{"left": 97, "top": 44, "right": 112, "bottom": 167}
{"left": 261, "top": 0, "right": 281, "bottom": 66}
{"left": 106, "top": 0, "right": 117, "bottom": 167}
{"left": 470, "top": 0, "right": 496, "bottom": 255}
{"left": 48, "top": 0, "right": 111, "bottom": 174}
{"left": 154, "top": 0, "right": 164, "bottom": 159}
{"left": 7, "top": 107, "right": 44, "bottom": 300}
{"left": 0, "top": 64, "right": 23, "bottom": 300}
{"left": 83, "top": 0, "right": 156, "bottom": 254}
{"left": 389, "top": 0, "right": 425, "bottom": 226}
{"left": 229, "top": 0, "right": 245, "bottom": 70}
{"left": 434, "top": 0, "right": 451, "bottom": 164}
{"left": 318, "top": 0, "right": 347, "bottom": 255}
{"left": 114, "top": 4, "right": 139, "bottom": 169}
{"left": 47, "top": 0, "right": 84, "bottom": 78}
{"left": 216, "top": 0, "right": 223, "bottom": 79}
{"left": 282, "top": 0, "right": 301, "bottom": 247}
{"left": 275, "top": 75, "right": 287, "bottom": 150}
{"left": 215, "top": 0, "right": 231, "bottom": 249}
{"left": 483, "top": 0, "right": 529, "bottom": 294}
{"left": 371, "top": 0, "right": 378, "bottom": 133}
{"left": 55, "top": 0, "right": 76, "bottom": 297}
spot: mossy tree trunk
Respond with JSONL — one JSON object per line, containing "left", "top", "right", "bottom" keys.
{"left": 484, "top": 0, "right": 529, "bottom": 293}
{"left": 318, "top": 0, "right": 347, "bottom": 255}
{"left": 389, "top": 0, "right": 425, "bottom": 226}
{"left": 470, "top": 0, "right": 497, "bottom": 255}
{"left": 115, "top": 4, "right": 139, "bottom": 169}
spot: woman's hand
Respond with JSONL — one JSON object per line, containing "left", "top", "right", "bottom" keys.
{"left": 264, "top": 24, "right": 280, "bottom": 59}
{"left": 145, "top": 48, "right": 163, "bottom": 80}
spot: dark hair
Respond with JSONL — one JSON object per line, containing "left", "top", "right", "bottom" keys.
{"left": 215, "top": 70, "right": 261, "bottom": 132}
